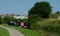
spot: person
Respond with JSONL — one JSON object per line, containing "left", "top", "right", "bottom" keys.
{"left": 20, "top": 21, "right": 24, "bottom": 28}
{"left": 0, "top": 22, "right": 2, "bottom": 25}
{"left": 24, "top": 22, "right": 27, "bottom": 28}
{"left": 7, "top": 21, "right": 10, "bottom": 25}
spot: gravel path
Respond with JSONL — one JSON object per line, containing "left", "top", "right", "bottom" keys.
{"left": 0, "top": 25, "right": 24, "bottom": 36}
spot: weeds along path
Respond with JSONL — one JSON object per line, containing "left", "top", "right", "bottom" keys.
{"left": 0, "top": 25, "right": 24, "bottom": 36}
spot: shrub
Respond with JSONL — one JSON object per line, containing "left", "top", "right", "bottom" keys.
{"left": 30, "top": 19, "right": 60, "bottom": 31}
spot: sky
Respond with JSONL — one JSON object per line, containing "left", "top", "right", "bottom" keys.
{"left": 0, "top": 0, "right": 60, "bottom": 15}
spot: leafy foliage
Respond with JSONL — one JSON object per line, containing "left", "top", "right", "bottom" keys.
{"left": 3, "top": 16, "right": 15, "bottom": 23}
{"left": 28, "top": 2, "right": 52, "bottom": 29}
{"left": 0, "top": 17, "right": 3, "bottom": 24}
{"left": 49, "top": 13, "right": 58, "bottom": 18}
{"left": 28, "top": 2, "right": 52, "bottom": 19}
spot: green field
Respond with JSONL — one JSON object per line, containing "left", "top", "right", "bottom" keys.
{"left": 2, "top": 24, "right": 46, "bottom": 36}
{"left": 0, "top": 27, "right": 9, "bottom": 36}
{"left": 12, "top": 26, "right": 46, "bottom": 36}
{"left": 2, "top": 19, "right": 60, "bottom": 36}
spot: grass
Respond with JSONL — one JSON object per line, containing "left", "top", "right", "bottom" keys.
{"left": 36, "top": 19, "right": 60, "bottom": 36}
{"left": 0, "top": 27, "right": 9, "bottom": 36}
{"left": 12, "top": 26, "right": 46, "bottom": 36}
{"left": 2, "top": 24, "right": 46, "bottom": 36}
{"left": 1, "top": 19, "right": 60, "bottom": 36}
{"left": 29, "top": 19, "right": 60, "bottom": 36}
{"left": 2, "top": 19, "right": 60, "bottom": 36}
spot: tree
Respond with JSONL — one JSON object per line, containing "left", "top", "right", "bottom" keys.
{"left": 0, "top": 17, "right": 3, "bottom": 24}
{"left": 28, "top": 2, "right": 52, "bottom": 29}
{"left": 49, "top": 13, "right": 58, "bottom": 19}
{"left": 56, "top": 11, "right": 60, "bottom": 16}
{"left": 3, "top": 16, "right": 15, "bottom": 23}
{"left": 28, "top": 2, "right": 52, "bottom": 19}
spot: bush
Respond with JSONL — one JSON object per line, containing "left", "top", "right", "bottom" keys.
{"left": 30, "top": 19, "right": 60, "bottom": 31}
{"left": 37, "top": 20, "right": 60, "bottom": 32}
{"left": 0, "top": 17, "right": 3, "bottom": 24}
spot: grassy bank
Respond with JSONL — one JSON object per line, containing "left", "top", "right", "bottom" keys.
{"left": 2, "top": 19, "right": 60, "bottom": 36}
{"left": 2, "top": 24, "right": 46, "bottom": 36}
{"left": 30, "top": 19, "right": 60, "bottom": 36}
{"left": 0, "top": 27, "right": 9, "bottom": 36}
{"left": 12, "top": 26, "right": 46, "bottom": 36}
